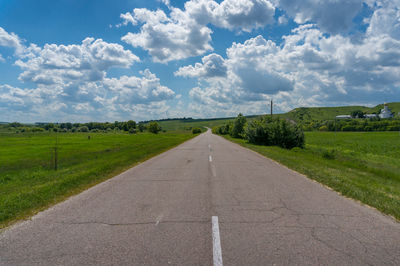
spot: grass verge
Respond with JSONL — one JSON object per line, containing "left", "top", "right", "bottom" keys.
{"left": 221, "top": 131, "right": 400, "bottom": 221}
{"left": 0, "top": 132, "right": 195, "bottom": 229}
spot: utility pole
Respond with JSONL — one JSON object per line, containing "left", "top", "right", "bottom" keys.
{"left": 54, "top": 129, "right": 58, "bottom": 171}
{"left": 270, "top": 99, "right": 273, "bottom": 118}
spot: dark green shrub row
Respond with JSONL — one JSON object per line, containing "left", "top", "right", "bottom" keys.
{"left": 214, "top": 114, "right": 305, "bottom": 149}
{"left": 192, "top": 128, "right": 202, "bottom": 134}
{"left": 245, "top": 117, "right": 305, "bottom": 149}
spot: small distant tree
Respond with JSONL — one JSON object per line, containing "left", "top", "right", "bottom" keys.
{"left": 127, "top": 120, "right": 136, "bottom": 129}
{"left": 138, "top": 123, "right": 146, "bottom": 132}
{"left": 121, "top": 122, "right": 129, "bottom": 131}
{"left": 44, "top": 123, "right": 55, "bottom": 131}
{"left": 79, "top": 126, "right": 89, "bottom": 132}
{"left": 9, "top": 122, "right": 22, "bottom": 128}
{"left": 148, "top": 122, "right": 161, "bottom": 134}
{"left": 351, "top": 110, "right": 365, "bottom": 118}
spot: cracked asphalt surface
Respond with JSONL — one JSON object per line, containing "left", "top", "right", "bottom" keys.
{"left": 1, "top": 129, "right": 400, "bottom": 265}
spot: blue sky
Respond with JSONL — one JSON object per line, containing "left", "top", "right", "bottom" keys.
{"left": 0, "top": 0, "right": 399, "bottom": 122}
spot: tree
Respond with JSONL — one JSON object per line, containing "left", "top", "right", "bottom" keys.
{"left": 138, "top": 123, "right": 146, "bottom": 132}
{"left": 44, "top": 123, "right": 55, "bottom": 131}
{"left": 148, "top": 122, "right": 161, "bottom": 134}
{"left": 9, "top": 122, "right": 22, "bottom": 128}
{"left": 231, "top": 113, "right": 247, "bottom": 138}
{"left": 351, "top": 110, "right": 364, "bottom": 118}
{"left": 127, "top": 120, "right": 136, "bottom": 129}
{"left": 79, "top": 126, "right": 89, "bottom": 132}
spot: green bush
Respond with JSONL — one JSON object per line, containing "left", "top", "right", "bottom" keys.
{"left": 79, "top": 126, "right": 89, "bottom": 132}
{"left": 342, "top": 125, "right": 356, "bottom": 131}
{"left": 214, "top": 123, "right": 232, "bottom": 135}
{"left": 319, "top": 125, "right": 328, "bottom": 131}
{"left": 245, "top": 117, "right": 305, "bottom": 149}
{"left": 148, "top": 122, "right": 161, "bottom": 134}
{"left": 212, "top": 126, "right": 219, "bottom": 134}
{"left": 138, "top": 123, "right": 146, "bottom": 132}
{"left": 388, "top": 125, "right": 400, "bottom": 131}
{"left": 31, "top": 127, "right": 45, "bottom": 132}
{"left": 192, "top": 128, "right": 202, "bottom": 134}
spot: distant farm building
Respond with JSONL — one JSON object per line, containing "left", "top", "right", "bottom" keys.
{"left": 379, "top": 104, "right": 393, "bottom": 118}
{"left": 335, "top": 103, "right": 393, "bottom": 119}
{"left": 336, "top": 115, "right": 352, "bottom": 119}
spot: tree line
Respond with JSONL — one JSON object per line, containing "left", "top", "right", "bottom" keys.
{"left": 303, "top": 118, "right": 400, "bottom": 132}
{"left": 4, "top": 120, "right": 164, "bottom": 134}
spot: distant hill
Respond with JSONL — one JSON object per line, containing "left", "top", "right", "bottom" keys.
{"left": 155, "top": 102, "right": 400, "bottom": 130}
{"left": 278, "top": 102, "right": 400, "bottom": 122}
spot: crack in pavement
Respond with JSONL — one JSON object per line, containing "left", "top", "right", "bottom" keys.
{"left": 309, "top": 227, "right": 375, "bottom": 265}
{"left": 56, "top": 219, "right": 210, "bottom": 227}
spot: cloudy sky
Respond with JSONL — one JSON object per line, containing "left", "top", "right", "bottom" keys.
{"left": 0, "top": 0, "right": 399, "bottom": 122}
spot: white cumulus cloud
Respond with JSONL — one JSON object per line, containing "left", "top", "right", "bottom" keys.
{"left": 15, "top": 37, "right": 139, "bottom": 85}
{"left": 175, "top": 53, "right": 227, "bottom": 78}
{"left": 273, "top": 0, "right": 364, "bottom": 34}
{"left": 120, "top": 0, "right": 276, "bottom": 62}
{"left": 367, "top": 0, "right": 400, "bottom": 39}
{"left": 178, "top": 11, "right": 400, "bottom": 117}
{"left": 0, "top": 27, "right": 25, "bottom": 58}
{"left": 103, "top": 69, "right": 175, "bottom": 104}
{"left": 0, "top": 35, "right": 180, "bottom": 122}
{"left": 121, "top": 7, "right": 213, "bottom": 63}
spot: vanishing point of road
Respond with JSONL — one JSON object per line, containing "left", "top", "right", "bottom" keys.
{"left": 1, "top": 129, "right": 400, "bottom": 265}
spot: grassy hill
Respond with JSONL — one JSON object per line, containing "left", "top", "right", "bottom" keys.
{"left": 154, "top": 102, "right": 400, "bottom": 130}
{"left": 280, "top": 102, "right": 400, "bottom": 122}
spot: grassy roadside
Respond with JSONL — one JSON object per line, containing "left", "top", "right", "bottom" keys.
{"left": 0, "top": 132, "right": 196, "bottom": 229}
{"left": 221, "top": 132, "right": 400, "bottom": 221}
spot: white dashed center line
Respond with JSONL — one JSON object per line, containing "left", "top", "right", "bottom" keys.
{"left": 212, "top": 216, "right": 223, "bottom": 266}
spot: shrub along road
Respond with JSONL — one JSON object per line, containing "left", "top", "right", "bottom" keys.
{"left": 1, "top": 129, "right": 399, "bottom": 265}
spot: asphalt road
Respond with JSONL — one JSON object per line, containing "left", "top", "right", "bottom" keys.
{"left": 1, "top": 129, "right": 400, "bottom": 265}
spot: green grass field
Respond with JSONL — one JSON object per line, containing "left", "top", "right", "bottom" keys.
{"left": 0, "top": 132, "right": 195, "bottom": 228}
{"left": 156, "top": 118, "right": 237, "bottom": 131}
{"left": 223, "top": 131, "right": 400, "bottom": 220}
